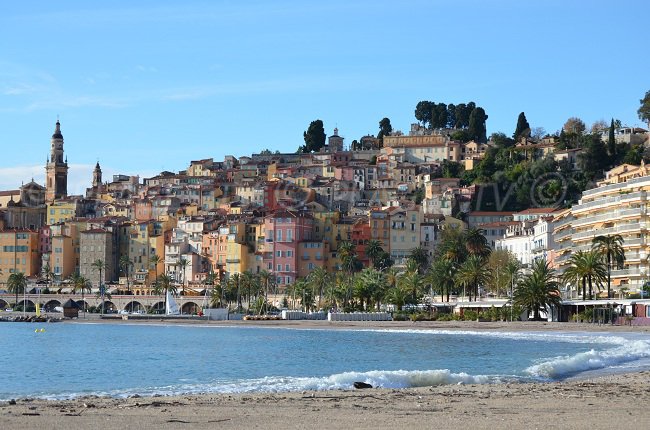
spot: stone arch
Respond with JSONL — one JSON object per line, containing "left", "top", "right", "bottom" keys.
{"left": 75, "top": 300, "right": 89, "bottom": 311}
{"left": 44, "top": 299, "right": 61, "bottom": 312}
{"left": 0, "top": 299, "right": 8, "bottom": 309}
{"left": 150, "top": 301, "right": 165, "bottom": 314}
{"left": 17, "top": 299, "right": 36, "bottom": 312}
{"left": 124, "top": 301, "right": 144, "bottom": 312}
{"left": 102, "top": 301, "right": 117, "bottom": 312}
{"left": 181, "top": 301, "right": 200, "bottom": 315}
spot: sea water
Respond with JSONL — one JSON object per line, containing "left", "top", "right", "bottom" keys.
{"left": 1, "top": 323, "right": 649, "bottom": 400}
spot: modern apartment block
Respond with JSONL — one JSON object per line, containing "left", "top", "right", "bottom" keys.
{"left": 554, "top": 163, "right": 650, "bottom": 294}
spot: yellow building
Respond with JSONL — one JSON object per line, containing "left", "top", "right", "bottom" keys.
{"left": 47, "top": 200, "right": 80, "bottom": 225}
{"left": 0, "top": 230, "right": 41, "bottom": 282}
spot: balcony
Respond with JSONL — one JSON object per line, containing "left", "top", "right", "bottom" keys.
{"left": 610, "top": 267, "right": 642, "bottom": 277}
{"left": 225, "top": 258, "right": 240, "bottom": 264}
{"left": 572, "top": 223, "right": 641, "bottom": 242}
{"left": 573, "top": 191, "right": 645, "bottom": 213}
{"left": 571, "top": 208, "right": 644, "bottom": 228}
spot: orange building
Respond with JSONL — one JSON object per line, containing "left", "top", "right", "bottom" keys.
{"left": 0, "top": 229, "right": 41, "bottom": 281}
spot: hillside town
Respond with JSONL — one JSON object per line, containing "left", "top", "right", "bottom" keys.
{"left": 1, "top": 112, "right": 650, "bottom": 318}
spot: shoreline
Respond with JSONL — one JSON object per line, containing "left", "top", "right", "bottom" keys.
{"left": 66, "top": 316, "right": 650, "bottom": 334}
{"left": 2, "top": 371, "right": 649, "bottom": 429}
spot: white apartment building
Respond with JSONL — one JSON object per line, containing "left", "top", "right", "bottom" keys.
{"left": 553, "top": 163, "right": 650, "bottom": 294}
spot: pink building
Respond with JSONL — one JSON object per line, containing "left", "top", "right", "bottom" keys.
{"left": 264, "top": 210, "right": 314, "bottom": 290}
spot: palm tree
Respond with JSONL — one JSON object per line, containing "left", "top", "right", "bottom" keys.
{"left": 7, "top": 272, "right": 27, "bottom": 309}
{"left": 383, "top": 283, "right": 409, "bottom": 311}
{"left": 70, "top": 273, "right": 91, "bottom": 313}
{"left": 41, "top": 263, "right": 54, "bottom": 292}
{"left": 592, "top": 234, "right": 625, "bottom": 298}
{"left": 358, "top": 268, "right": 387, "bottom": 310}
{"left": 514, "top": 259, "right": 562, "bottom": 320}
{"left": 338, "top": 241, "right": 360, "bottom": 274}
{"left": 407, "top": 246, "right": 429, "bottom": 274}
{"left": 504, "top": 260, "right": 521, "bottom": 301}
{"left": 464, "top": 228, "right": 490, "bottom": 258}
{"left": 177, "top": 257, "right": 191, "bottom": 296}
{"left": 119, "top": 255, "right": 133, "bottom": 294}
{"left": 231, "top": 273, "right": 242, "bottom": 312}
{"left": 152, "top": 274, "right": 176, "bottom": 313}
{"left": 562, "top": 251, "right": 588, "bottom": 300}
{"left": 455, "top": 255, "right": 490, "bottom": 301}
{"left": 307, "top": 266, "right": 331, "bottom": 311}
{"left": 258, "top": 270, "right": 273, "bottom": 314}
{"left": 91, "top": 259, "right": 108, "bottom": 314}
{"left": 149, "top": 254, "right": 163, "bottom": 290}
{"left": 399, "top": 268, "right": 424, "bottom": 306}
{"left": 428, "top": 257, "right": 456, "bottom": 302}
{"left": 365, "top": 239, "right": 384, "bottom": 268}
{"left": 436, "top": 226, "right": 467, "bottom": 264}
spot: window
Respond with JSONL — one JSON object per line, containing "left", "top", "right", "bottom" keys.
{"left": 276, "top": 229, "right": 282, "bottom": 241}
{"left": 285, "top": 264, "right": 290, "bottom": 271}
{"left": 277, "top": 264, "right": 282, "bottom": 271}
{"left": 287, "top": 250, "right": 293, "bottom": 257}
{"left": 276, "top": 251, "right": 281, "bottom": 257}
{"left": 287, "top": 229, "right": 293, "bottom": 242}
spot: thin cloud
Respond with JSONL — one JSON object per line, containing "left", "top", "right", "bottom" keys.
{"left": 0, "top": 164, "right": 154, "bottom": 196}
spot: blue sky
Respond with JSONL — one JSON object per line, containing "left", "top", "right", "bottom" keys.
{"left": 1, "top": 0, "right": 649, "bottom": 193}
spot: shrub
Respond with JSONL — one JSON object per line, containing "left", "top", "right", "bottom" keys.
{"left": 463, "top": 310, "right": 479, "bottom": 321}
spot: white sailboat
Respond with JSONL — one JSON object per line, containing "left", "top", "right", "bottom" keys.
{"left": 166, "top": 290, "right": 180, "bottom": 315}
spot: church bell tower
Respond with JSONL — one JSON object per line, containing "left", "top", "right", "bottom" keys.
{"left": 45, "top": 120, "right": 69, "bottom": 202}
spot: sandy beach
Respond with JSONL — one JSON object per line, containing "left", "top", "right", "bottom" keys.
{"left": 3, "top": 320, "right": 650, "bottom": 429}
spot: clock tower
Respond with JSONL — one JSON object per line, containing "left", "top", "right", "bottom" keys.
{"left": 45, "top": 120, "right": 69, "bottom": 202}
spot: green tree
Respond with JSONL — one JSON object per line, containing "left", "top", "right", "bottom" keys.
{"left": 149, "top": 254, "right": 162, "bottom": 288}
{"left": 428, "top": 257, "right": 456, "bottom": 302}
{"left": 308, "top": 266, "right": 331, "bottom": 311}
{"left": 415, "top": 101, "right": 434, "bottom": 127}
{"left": 592, "top": 235, "right": 625, "bottom": 299}
{"left": 258, "top": 270, "right": 273, "bottom": 314}
{"left": 407, "top": 246, "right": 429, "bottom": 274}
{"left": 464, "top": 228, "right": 490, "bottom": 258}
{"left": 563, "top": 250, "right": 607, "bottom": 300}
{"left": 338, "top": 241, "right": 360, "bottom": 274}
{"left": 365, "top": 239, "right": 384, "bottom": 269}
{"left": 70, "top": 273, "right": 91, "bottom": 312}
{"left": 513, "top": 112, "right": 531, "bottom": 141}
{"left": 607, "top": 118, "right": 616, "bottom": 156}
{"left": 177, "top": 257, "right": 190, "bottom": 296}
{"left": 514, "top": 259, "right": 561, "bottom": 320}
{"left": 377, "top": 117, "right": 392, "bottom": 142}
{"left": 638, "top": 90, "right": 650, "bottom": 128}
{"left": 468, "top": 107, "right": 488, "bottom": 142}
{"left": 455, "top": 255, "right": 489, "bottom": 301}
{"left": 153, "top": 274, "right": 176, "bottom": 313}
{"left": 301, "top": 119, "right": 326, "bottom": 153}
{"left": 431, "top": 103, "right": 448, "bottom": 129}
{"left": 91, "top": 259, "right": 108, "bottom": 314}
{"left": 399, "top": 268, "right": 424, "bottom": 306}
{"left": 119, "top": 255, "right": 133, "bottom": 294}
{"left": 7, "top": 272, "right": 27, "bottom": 308}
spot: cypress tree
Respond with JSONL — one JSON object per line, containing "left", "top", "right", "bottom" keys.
{"left": 607, "top": 118, "right": 616, "bottom": 156}
{"left": 513, "top": 112, "right": 531, "bottom": 141}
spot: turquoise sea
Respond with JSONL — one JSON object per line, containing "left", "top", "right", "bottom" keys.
{"left": 1, "top": 323, "right": 650, "bottom": 400}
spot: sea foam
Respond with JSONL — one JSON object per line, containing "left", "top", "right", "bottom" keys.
{"left": 525, "top": 338, "right": 650, "bottom": 379}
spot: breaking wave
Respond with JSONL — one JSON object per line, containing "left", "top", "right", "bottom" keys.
{"left": 525, "top": 338, "right": 650, "bottom": 379}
